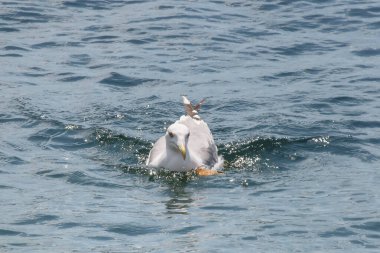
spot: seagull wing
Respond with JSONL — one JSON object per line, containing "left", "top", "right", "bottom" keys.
{"left": 182, "top": 96, "right": 195, "bottom": 117}
{"left": 193, "top": 98, "right": 206, "bottom": 111}
{"left": 178, "top": 115, "right": 218, "bottom": 167}
{"left": 146, "top": 136, "right": 166, "bottom": 166}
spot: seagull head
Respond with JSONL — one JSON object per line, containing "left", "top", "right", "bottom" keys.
{"left": 166, "top": 123, "right": 190, "bottom": 160}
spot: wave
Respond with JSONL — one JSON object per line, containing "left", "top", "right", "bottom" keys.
{"left": 90, "top": 128, "right": 336, "bottom": 171}
{"left": 23, "top": 115, "right": 377, "bottom": 176}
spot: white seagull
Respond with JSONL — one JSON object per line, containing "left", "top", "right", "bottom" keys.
{"left": 146, "top": 96, "right": 223, "bottom": 175}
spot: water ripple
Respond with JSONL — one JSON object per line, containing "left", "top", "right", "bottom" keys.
{"left": 1, "top": 0, "right": 380, "bottom": 251}
{"left": 352, "top": 48, "right": 380, "bottom": 57}
{"left": 99, "top": 72, "right": 156, "bottom": 87}
{"left": 106, "top": 223, "right": 161, "bottom": 236}
{"left": 13, "top": 214, "right": 59, "bottom": 225}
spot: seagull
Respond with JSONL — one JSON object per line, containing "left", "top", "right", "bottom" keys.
{"left": 146, "top": 96, "right": 223, "bottom": 175}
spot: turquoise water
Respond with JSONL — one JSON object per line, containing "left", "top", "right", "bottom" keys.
{"left": 1, "top": 0, "right": 380, "bottom": 252}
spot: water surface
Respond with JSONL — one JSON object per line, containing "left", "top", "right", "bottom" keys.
{"left": 1, "top": 0, "right": 380, "bottom": 252}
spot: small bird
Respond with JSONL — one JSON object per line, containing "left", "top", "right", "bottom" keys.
{"left": 146, "top": 96, "right": 223, "bottom": 175}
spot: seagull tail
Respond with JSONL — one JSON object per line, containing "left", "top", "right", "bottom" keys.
{"left": 182, "top": 96, "right": 205, "bottom": 120}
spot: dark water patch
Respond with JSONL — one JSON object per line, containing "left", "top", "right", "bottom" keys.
{"left": 29, "top": 126, "right": 96, "bottom": 151}
{"left": 166, "top": 199, "right": 192, "bottom": 213}
{"left": 158, "top": 5, "right": 174, "bottom": 10}
{"left": 65, "top": 41, "right": 83, "bottom": 47}
{"left": 28, "top": 129, "right": 59, "bottom": 145}
{"left": 93, "top": 128, "right": 150, "bottom": 150}
{"left": 328, "top": 136, "right": 378, "bottom": 162}
{"left": 368, "top": 21, "right": 380, "bottom": 29}
{"left": 126, "top": 39, "right": 155, "bottom": 45}
{"left": 212, "top": 35, "right": 245, "bottom": 44}
{"left": 0, "top": 53, "right": 22, "bottom": 57}
{"left": 35, "top": 169, "right": 54, "bottom": 175}
{"left": 3, "top": 46, "right": 29, "bottom": 51}
{"left": 272, "top": 230, "right": 308, "bottom": 237}
{"left": 67, "top": 171, "right": 128, "bottom": 189}
{"left": 99, "top": 72, "right": 155, "bottom": 87}
{"left": 303, "top": 102, "right": 334, "bottom": 115}
{"left": 58, "top": 72, "right": 75, "bottom": 76}
{"left": 344, "top": 217, "right": 371, "bottom": 222}
{"left": 58, "top": 75, "right": 87, "bottom": 82}
{"left": 83, "top": 25, "right": 114, "bottom": 32}
{"left": 319, "top": 19, "right": 362, "bottom": 32}
{"left": 171, "top": 225, "right": 204, "bottom": 235}
{"left": 251, "top": 188, "right": 287, "bottom": 196}
{"left": 366, "top": 234, "right": 380, "bottom": 239}
{"left": 0, "top": 151, "right": 26, "bottom": 165}
{"left": 324, "top": 39, "right": 348, "bottom": 48}
{"left": 0, "top": 185, "right": 14, "bottom": 189}
{"left": 220, "top": 137, "right": 293, "bottom": 160}
{"left": 36, "top": 169, "right": 68, "bottom": 179}
{"left": 28, "top": 128, "right": 65, "bottom": 145}
{"left": 0, "top": 11, "right": 53, "bottom": 24}
{"left": 31, "top": 41, "right": 61, "bottom": 49}
{"left": 21, "top": 119, "right": 42, "bottom": 128}
{"left": 56, "top": 222, "right": 81, "bottom": 229}
{"left": 8, "top": 243, "right": 28, "bottom": 247}
{"left": 219, "top": 138, "right": 288, "bottom": 169}
{"left": 312, "top": 15, "right": 344, "bottom": 25}
{"left": 13, "top": 214, "right": 59, "bottom": 225}
{"left": 0, "top": 113, "right": 26, "bottom": 123}
{"left": 347, "top": 8, "right": 379, "bottom": 18}
{"left": 148, "top": 65, "right": 174, "bottom": 73}
{"left": 106, "top": 223, "right": 161, "bottom": 236}
{"left": 82, "top": 35, "right": 119, "bottom": 43}
{"left": 349, "top": 77, "right": 380, "bottom": 83}
{"left": 352, "top": 221, "right": 380, "bottom": 233}
{"left": 148, "top": 25, "right": 171, "bottom": 31}
{"left": 0, "top": 229, "right": 23, "bottom": 236}
{"left": 129, "top": 14, "right": 204, "bottom": 24}
{"left": 363, "top": 138, "right": 380, "bottom": 145}
{"left": 88, "top": 236, "right": 114, "bottom": 241}
{"left": 259, "top": 4, "right": 279, "bottom": 11}
{"left": 46, "top": 173, "right": 69, "bottom": 179}
{"left": 22, "top": 71, "right": 50, "bottom": 77}
{"left": 272, "top": 42, "right": 329, "bottom": 56}
{"left": 242, "top": 235, "right": 258, "bottom": 240}
{"left": 215, "top": 99, "right": 255, "bottom": 113}
{"left": 67, "top": 54, "right": 91, "bottom": 66}
{"left": 321, "top": 96, "right": 370, "bottom": 106}
{"left": 352, "top": 48, "right": 380, "bottom": 57}
{"left": 348, "top": 120, "right": 380, "bottom": 129}
{"left": 201, "top": 205, "right": 248, "bottom": 211}
{"left": 319, "top": 227, "right": 357, "bottom": 238}
{"left": 234, "top": 28, "right": 278, "bottom": 38}
{"left": 165, "top": 195, "right": 193, "bottom": 213}
{"left": 218, "top": 135, "right": 377, "bottom": 169}
{"left": 275, "top": 71, "right": 302, "bottom": 78}
{"left": 62, "top": 0, "right": 121, "bottom": 10}
{"left": 0, "top": 27, "right": 19, "bottom": 32}
{"left": 279, "top": 20, "right": 320, "bottom": 32}
{"left": 89, "top": 63, "right": 113, "bottom": 69}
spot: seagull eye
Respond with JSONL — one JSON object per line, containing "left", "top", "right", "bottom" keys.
{"left": 187, "top": 133, "right": 190, "bottom": 138}
{"left": 168, "top": 132, "right": 174, "bottom": 138}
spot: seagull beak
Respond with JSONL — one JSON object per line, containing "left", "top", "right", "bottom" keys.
{"left": 177, "top": 144, "right": 186, "bottom": 160}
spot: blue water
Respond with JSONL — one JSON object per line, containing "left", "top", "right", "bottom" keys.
{"left": 1, "top": 0, "right": 380, "bottom": 252}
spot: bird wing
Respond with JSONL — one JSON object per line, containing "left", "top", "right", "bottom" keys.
{"left": 146, "top": 136, "right": 166, "bottom": 166}
{"left": 182, "top": 96, "right": 205, "bottom": 119}
{"left": 193, "top": 98, "right": 206, "bottom": 111}
{"left": 178, "top": 115, "right": 218, "bottom": 167}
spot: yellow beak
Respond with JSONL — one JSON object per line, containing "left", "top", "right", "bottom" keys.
{"left": 177, "top": 144, "right": 186, "bottom": 160}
